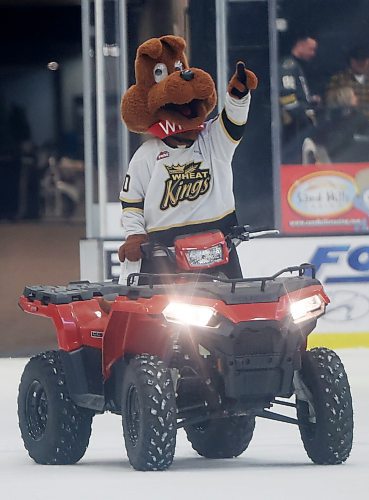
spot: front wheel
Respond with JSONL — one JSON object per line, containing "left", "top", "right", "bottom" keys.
{"left": 185, "top": 415, "right": 255, "bottom": 458}
{"left": 296, "top": 347, "right": 353, "bottom": 464}
{"left": 121, "top": 355, "right": 177, "bottom": 471}
{"left": 18, "top": 351, "right": 93, "bottom": 464}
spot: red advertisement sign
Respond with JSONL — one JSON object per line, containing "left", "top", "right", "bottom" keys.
{"left": 281, "top": 163, "right": 369, "bottom": 234}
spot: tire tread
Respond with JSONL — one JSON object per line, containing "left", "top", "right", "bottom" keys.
{"left": 297, "top": 347, "right": 353, "bottom": 465}
{"left": 122, "top": 354, "right": 177, "bottom": 471}
{"left": 18, "top": 350, "right": 93, "bottom": 465}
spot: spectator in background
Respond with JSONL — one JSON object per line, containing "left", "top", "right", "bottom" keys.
{"left": 327, "top": 45, "right": 369, "bottom": 119}
{"left": 8, "top": 104, "right": 40, "bottom": 220}
{"left": 313, "top": 86, "right": 369, "bottom": 163}
{"left": 279, "top": 35, "right": 320, "bottom": 163}
{"left": 0, "top": 102, "right": 41, "bottom": 221}
{"left": 0, "top": 101, "right": 22, "bottom": 220}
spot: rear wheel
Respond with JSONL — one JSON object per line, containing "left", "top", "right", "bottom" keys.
{"left": 185, "top": 415, "right": 255, "bottom": 458}
{"left": 18, "top": 351, "right": 93, "bottom": 464}
{"left": 296, "top": 347, "right": 353, "bottom": 464}
{"left": 122, "top": 355, "right": 177, "bottom": 471}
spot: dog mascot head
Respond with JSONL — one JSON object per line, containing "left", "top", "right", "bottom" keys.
{"left": 121, "top": 35, "right": 217, "bottom": 137}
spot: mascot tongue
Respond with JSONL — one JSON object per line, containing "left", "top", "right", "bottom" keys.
{"left": 148, "top": 120, "right": 204, "bottom": 139}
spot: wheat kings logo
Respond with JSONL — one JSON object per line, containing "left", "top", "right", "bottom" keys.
{"left": 160, "top": 161, "right": 210, "bottom": 210}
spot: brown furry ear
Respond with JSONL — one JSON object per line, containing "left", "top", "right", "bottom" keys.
{"left": 137, "top": 38, "right": 163, "bottom": 59}
{"left": 160, "top": 35, "right": 186, "bottom": 54}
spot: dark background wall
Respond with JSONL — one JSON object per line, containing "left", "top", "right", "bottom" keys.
{"left": 0, "top": 4, "right": 83, "bottom": 155}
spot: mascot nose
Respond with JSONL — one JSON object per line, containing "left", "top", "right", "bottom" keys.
{"left": 180, "top": 69, "right": 194, "bottom": 81}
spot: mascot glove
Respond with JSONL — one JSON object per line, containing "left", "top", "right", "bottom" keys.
{"left": 119, "top": 234, "right": 148, "bottom": 262}
{"left": 228, "top": 61, "right": 258, "bottom": 99}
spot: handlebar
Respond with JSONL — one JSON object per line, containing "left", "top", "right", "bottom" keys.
{"left": 141, "top": 226, "right": 279, "bottom": 257}
{"left": 231, "top": 226, "right": 280, "bottom": 247}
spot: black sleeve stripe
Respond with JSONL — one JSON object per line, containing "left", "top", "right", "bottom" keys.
{"left": 221, "top": 109, "right": 246, "bottom": 141}
{"left": 121, "top": 200, "right": 144, "bottom": 210}
{"left": 230, "top": 87, "right": 249, "bottom": 99}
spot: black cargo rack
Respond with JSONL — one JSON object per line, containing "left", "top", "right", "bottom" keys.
{"left": 22, "top": 264, "right": 317, "bottom": 306}
{"left": 127, "top": 263, "right": 316, "bottom": 293}
{"left": 23, "top": 282, "right": 124, "bottom": 305}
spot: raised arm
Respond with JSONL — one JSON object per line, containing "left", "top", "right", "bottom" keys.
{"left": 207, "top": 61, "right": 258, "bottom": 158}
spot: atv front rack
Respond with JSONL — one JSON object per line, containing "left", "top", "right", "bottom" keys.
{"left": 22, "top": 281, "right": 123, "bottom": 305}
{"left": 127, "top": 263, "right": 316, "bottom": 293}
{"left": 21, "top": 264, "right": 317, "bottom": 307}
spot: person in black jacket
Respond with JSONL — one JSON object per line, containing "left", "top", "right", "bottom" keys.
{"left": 279, "top": 35, "right": 319, "bottom": 163}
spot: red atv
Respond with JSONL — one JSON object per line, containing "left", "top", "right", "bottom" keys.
{"left": 18, "top": 226, "right": 353, "bottom": 471}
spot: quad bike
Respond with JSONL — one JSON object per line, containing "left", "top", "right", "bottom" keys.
{"left": 18, "top": 226, "right": 353, "bottom": 470}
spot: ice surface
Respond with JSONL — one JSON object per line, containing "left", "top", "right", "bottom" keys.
{"left": 0, "top": 350, "right": 367, "bottom": 500}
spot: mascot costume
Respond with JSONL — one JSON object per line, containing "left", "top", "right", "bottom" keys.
{"left": 119, "top": 35, "right": 258, "bottom": 280}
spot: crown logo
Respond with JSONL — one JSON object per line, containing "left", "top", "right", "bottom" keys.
{"left": 165, "top": 161, "right": 201, "bottom": 177}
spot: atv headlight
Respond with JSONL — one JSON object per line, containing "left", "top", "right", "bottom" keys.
{"left": 186, "top": 245, "right": 224, "bottom": 267}
{"left": 290, "top": 295, "right": 324, "bottom": 323}
{"left": 163, "top": 302, "right": 216, "bottom": 327}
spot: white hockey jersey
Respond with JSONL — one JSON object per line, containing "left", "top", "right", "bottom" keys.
{"left": 120, "top": 92, "right": 251, "bottom": 245}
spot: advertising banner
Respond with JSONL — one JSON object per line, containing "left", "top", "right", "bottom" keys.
{"left": 280, "top": 163, "right": 369, "bottom": 234}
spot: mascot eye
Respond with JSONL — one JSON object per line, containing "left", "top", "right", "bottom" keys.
{"left": 153, "top": 63, "right": 168, "bottom": 83}
{"left": 174, "top": 60, "right": 183, "bottom": 71}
